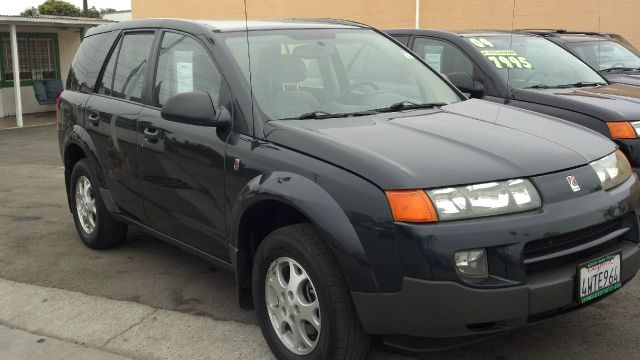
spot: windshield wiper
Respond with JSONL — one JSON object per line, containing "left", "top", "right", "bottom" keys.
{"left": 529, "top": 82, "right": 606, "bottom": 89}
{"left": 601, "top": 66, "right": 639, "bottom": 73}
{"left": 523, "top": 84, "right": 551, "bottom": 89}
{"left": 374, "top": 101, "right": 447, "bottom": 113}
{"left": 285, "top": 110, "right": 377, "bottom": 120}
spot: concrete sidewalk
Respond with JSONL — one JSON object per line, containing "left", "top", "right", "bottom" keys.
{"left": 0, "top": 278, "right": 274, "bottom": 360}
{"left": 0, "top": 324, "right": 131, "bottom": 360}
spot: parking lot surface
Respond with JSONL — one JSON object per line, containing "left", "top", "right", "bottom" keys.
{"left": 1, "top": 124, "right": 639, "bottom": 359}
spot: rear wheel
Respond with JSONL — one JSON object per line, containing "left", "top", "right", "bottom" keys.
{"left": 69, "top": 159, "right": 127, "bottom": 249}
{"left": 253, "top": 223, "right": 370, "bottom": 360}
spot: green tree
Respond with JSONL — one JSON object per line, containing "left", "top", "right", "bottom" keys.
{"left": 84, "top": 6, "right": 101, "bottom": 18}
{"left": 37, "top": 0, "right": 81, "bottom": 17}
{"left": 19, "top": 7, "right": 40, "bottom": 17}
{"left": 100, "top": 8, "right": 118, "bottom": 15}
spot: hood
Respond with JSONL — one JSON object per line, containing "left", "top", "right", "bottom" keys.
{"left": 512, "top": 83, "right": 640, "bottom": 121}
{"left": 603, "top": 71, "right": 640, "bottom": 87}
{"left": 264, "top": 99, "right": 615, "bottom": 189}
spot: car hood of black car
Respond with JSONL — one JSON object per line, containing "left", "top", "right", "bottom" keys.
{"left": 512, "top": 83, "right": 640, "bottom": 121}
{"left": 264, "top": 99, "right": 615, "bottom": 189}
{"left": 602, "top": 72, "right": 640, "bottom": 87}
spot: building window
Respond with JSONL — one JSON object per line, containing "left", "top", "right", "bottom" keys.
{"left": 1, "top": 34, "right": 60, "bottom": 85}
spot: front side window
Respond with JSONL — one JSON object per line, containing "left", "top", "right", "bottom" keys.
{"left": 224, "top": 29, "right": 461, "bottom": 120}
{"left": 98, "top": 32, "right": 154, "bottom": 102}
{"left": 566, "top": 40, "right": 640, "bottom": 72}
{"left": 153, "top": 32, "right": 223, "bottom": 108}
{"left": 2, "top": 35, "right": 58, "bottom": 83}
{"left": 413, "top": 37, "right": 482, "bottom": 81}
{"left": 465, "top": 35, "right": 607, "bottom": 89}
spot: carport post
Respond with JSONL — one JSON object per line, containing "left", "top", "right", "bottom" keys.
{"left": 10, "top": 24, "right": 23, "bottom": 128}
{"left": 415, "top": 0, "right": 420, "bottom": 28}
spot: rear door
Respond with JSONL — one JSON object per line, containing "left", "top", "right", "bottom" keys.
{"left": 85, "top": 31, "right": 156, "bottom": 222}
{"left": 137, "top": 30, "right": 230, "bottom": 260}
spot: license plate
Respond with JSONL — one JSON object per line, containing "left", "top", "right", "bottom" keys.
{"left": 578, "top": 253, "right": 621, "bottom": 304}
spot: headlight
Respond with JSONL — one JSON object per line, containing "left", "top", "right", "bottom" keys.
{"left": 426, "top": 179, "right": 541, "bottom": 221}
{"left": 589, "top": 150, "right": 632, "bottom": 190}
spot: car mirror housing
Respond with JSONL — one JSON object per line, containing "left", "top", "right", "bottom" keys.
{"left": 447, "top": 72, "right": 485, "bottom": 98}
{"left": 161, "top": 91, "right": 230, "bottom": 127}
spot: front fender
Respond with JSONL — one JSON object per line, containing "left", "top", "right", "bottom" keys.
{"left": 229, "top": 171, "right": 380, "bottom": 293}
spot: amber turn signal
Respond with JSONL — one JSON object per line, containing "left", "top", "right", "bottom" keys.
{"left": 606, "top": 122, "right": 637, "bottom": 139}
{"left": 385, "top": 190, "right": 438, "bottom": 222}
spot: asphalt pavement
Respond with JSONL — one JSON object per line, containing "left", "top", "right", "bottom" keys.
{"left": 1, "top": 124, "right": 639, "bottom": 360}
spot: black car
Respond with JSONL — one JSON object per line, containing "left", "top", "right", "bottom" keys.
{"left": 526, "top": 30, "right": 640, "bottom": 87}
{"left": 58, "top": 19, "right": 640, "bottom": 358}
{"left": 386, "top": 29, "right": 640, "bottom": 172}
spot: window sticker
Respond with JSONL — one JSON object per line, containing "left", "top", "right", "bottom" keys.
{"left": 485, "top": 55, "right": 533, "bottom": 69}
{"left": 174, "top": 51, "right": 194, "bottom": 93}
{"left": 469, "top": 38, "right": 495, "bottom": 48}
{"left": 480, "top": 49, "right": 517, "bottom": 56}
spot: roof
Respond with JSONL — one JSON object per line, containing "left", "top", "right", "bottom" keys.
{"left": 86, "top": 18, "right": 367, "bottom": 37}
{"left": 0, "top": 14, "right": 112, "bottom": 26}
{"left": 386, "top": 28, "right": 540, "bottom": 38}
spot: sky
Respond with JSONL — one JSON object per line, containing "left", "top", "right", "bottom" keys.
{"left": 4, "top": 0, "right": 132, "bottom": 15}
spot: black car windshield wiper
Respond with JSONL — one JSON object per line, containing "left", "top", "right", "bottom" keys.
{"left": 527, "top": 82, "right": 606, "bottom": 89}
{"left": 284, "top": 110, "right": 377, "bottom": 120}
{"left": 374, "top": 101, "right": 447, "bottom": 113}
{"left": 601, "top": 66, "right": 640, "bottom": 73}
{"left": 554, "top": 81, "right": 607, "bottom": 88}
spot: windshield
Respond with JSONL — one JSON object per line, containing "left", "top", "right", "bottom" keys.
{"left": 465, "top": 35, "right": 606, "bottom": 89}
{"left": 565, "top": 40, "right": 640, "bottom": 72}
{"left": 223, "top": 29, "right": 461, "bottom": 120}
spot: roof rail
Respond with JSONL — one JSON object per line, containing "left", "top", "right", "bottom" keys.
{"left": 518, "top": 29, "right": 610, "bottom": 37}
{"left": 284, "top": 18, "right": 370, "bottom": 28}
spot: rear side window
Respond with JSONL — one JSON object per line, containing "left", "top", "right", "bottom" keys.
{"left": 98, "top": 32, "right": 154, "bottom": 103}
{"left": 153, "top": 32, "right": 222, "bottom": 107}
{"left": 67, "top": 31, "right": 118, "bottom": 93}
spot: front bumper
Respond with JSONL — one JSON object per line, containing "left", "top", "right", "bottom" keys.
{"left": 351, "top": 170, "right": 640, "bottom": 350}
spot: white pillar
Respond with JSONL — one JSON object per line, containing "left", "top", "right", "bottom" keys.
{"left": 415, "top": 0, "right": 420, "bottom": 29}
{"left": 10, "top": 24, "right": 22, "bottom": 128}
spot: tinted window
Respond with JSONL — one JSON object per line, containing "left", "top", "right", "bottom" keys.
{"left": 224, "top": 29, "right": 460, "bottom": 120}
{"left": 99, "top": 32, "right": 154, "bottom": 102}
{"left": 67, "top": 31, "right": 118, "bottom": 93}
{"left": 414, "top": 37, "right": 476, "bottom": 76}
{"left": 566, "top": 40, "right": 640, "bottom": 71}
{"left": 465, "top": 35, "right": 606, "bottom": 89}
{"left": 153, "top": 32, "right": 222, "bottom": 107}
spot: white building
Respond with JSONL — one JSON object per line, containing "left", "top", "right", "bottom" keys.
{"left": 0, "top": 15, "right": 110, "bottom": 126}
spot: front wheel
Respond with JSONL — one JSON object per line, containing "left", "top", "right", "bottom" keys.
{"left": 252, "top": 223, "right": 370, "bottom": 360}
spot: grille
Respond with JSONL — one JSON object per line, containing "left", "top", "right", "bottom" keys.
{"left": 523, "top": 218, "right": 622, "bottom": 260}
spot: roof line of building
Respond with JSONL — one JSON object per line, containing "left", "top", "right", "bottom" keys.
{"left": 0, "top": 15, "right": 113, "bottom": 26}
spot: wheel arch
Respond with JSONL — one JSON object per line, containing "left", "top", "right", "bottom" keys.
{"left": 229, "top": 172, "right": 378, "bottom": 309}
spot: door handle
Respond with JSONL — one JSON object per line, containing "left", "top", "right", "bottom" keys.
{"left": 143, "top": 127, "right": 160, "bottom": 142}
{"left": 87, "top": 111, "right": 100, "bottom": 126}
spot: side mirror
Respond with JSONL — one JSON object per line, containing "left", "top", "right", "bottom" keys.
{"left": 161, "top": 91, "right": 230, "bottom": 127}
{"left": 447, "top": 72, "right": 485, "bottom": 98}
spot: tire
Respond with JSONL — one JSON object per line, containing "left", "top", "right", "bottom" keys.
{"left": 69, "top": 158, "right": 127, "bottom": 249}
{"left": 253, "top": 223, "right": 370, "bottom": 360}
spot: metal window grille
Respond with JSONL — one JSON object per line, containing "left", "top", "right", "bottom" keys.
{"left": 3, "top": 36, "right": 57, "bottom": 82}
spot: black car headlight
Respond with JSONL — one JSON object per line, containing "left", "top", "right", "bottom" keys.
{"left": 589, "top": 150, "right": 632, "bottom": 190}
{"left": 425, "top": 179, "right": 541, "bottom": 221}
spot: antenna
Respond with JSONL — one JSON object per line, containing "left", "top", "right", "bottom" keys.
{"left": 243, "top": 0, "right": 255, "bottom": 135}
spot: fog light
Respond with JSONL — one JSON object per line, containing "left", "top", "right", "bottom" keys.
{"left": 454, "top": 249, "right": 488, "bottom": 279}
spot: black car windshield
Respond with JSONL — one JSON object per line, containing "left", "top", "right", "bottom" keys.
{"left": 465, "top": 35, "right": 606, "bottom": 89}
{"left": 565, "top": 40, "right": 640, "bottom": 72}
{"left": 223, "top": 29, "right": 461, "bottom": 120}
